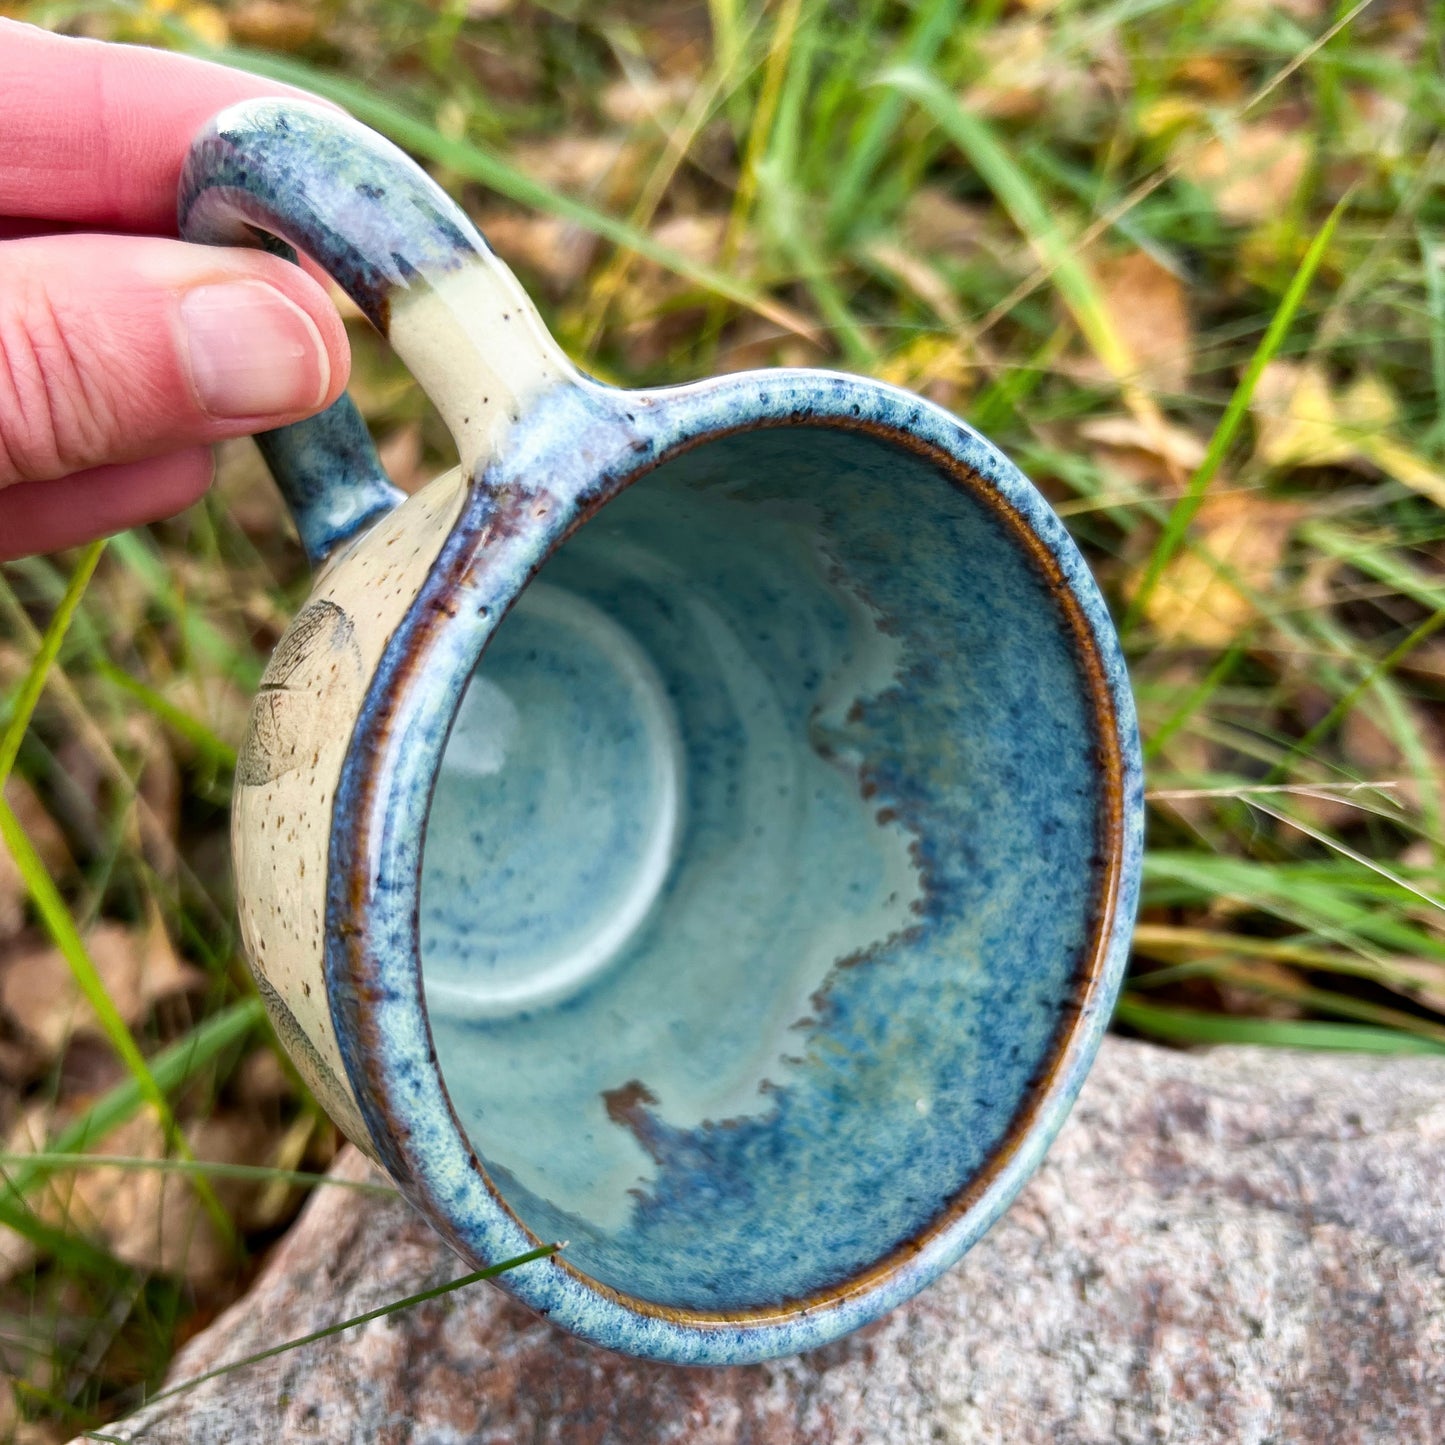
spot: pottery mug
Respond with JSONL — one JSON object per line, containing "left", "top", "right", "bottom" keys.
{"left": 181, "top": 99, "right": 1143, "bottom": 1365}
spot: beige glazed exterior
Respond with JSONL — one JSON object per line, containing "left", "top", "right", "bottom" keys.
{"left": 229, "top": 264, "right": 574, "bottom": 1158}
{"left": 232, "top": 471, "right": 466, "bottom": 1154}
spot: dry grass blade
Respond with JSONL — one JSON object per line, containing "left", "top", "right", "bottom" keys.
{"left": 110, "top": 1242, "right": 564, "bottom": 1420}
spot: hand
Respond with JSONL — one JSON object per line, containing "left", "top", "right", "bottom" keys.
{"left": 0, "top": 22, "right": 352, "bottom": 561}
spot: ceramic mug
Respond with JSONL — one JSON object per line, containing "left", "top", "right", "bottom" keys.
{"left": 181, "top": 99, "right": 1143, "bottom": 1366}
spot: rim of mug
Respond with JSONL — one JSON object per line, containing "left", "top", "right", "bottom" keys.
{"left": 321, "top": 366, "right": 1144, "bottom": 1364}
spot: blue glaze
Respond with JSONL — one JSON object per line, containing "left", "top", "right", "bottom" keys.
{"left": 325, "top": 372, "right": 1144, "bottom": 1362}
{"left": 180, "top": 101, "right": 483, "bottom": 332}
{"left": 419, "top": 427, "right": 1097, "bottom": 1310}
{"left": 187, "top": 101, "right": 1144, "bottom": 1366}
{"left": 179, "top": 102, "right": 482, "bottom": 561}
{"left": 252, "top": 396, "right": 404, "bottom": 566}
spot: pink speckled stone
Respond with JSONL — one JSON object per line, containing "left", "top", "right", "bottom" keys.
{"left": 90, "top": 1036, "right": 1445, "bottom": 1444}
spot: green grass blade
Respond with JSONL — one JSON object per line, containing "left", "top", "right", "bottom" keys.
{"left": 212, "top": 47, "right": 812, "bottom": 341}
{"left": 8, "top": 999, "right": 264, "bottom": 1199}
{"left": 1122, "top": 195, "right": 1351, "bottom": 634}
{"left": 0, "top": 1154, "right": 395, "bottom": 1195}
{"left": 879, "top": 66, "right": 1141, "bottom": 386}
{"left": 0, "top": 1180, "right": 131, "bottom": 1279}
{"left": 0, "top": 540, "right": 104, "bottom": 790}
{"left": 825, "top": 0, "right": 960, "bottom": 240}
{"left": 1115, "top": 996, "right": 1445, "bottom": 1054}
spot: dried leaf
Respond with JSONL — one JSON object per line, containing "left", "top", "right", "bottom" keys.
{"left": 1172, "top": 53, "right": 1246, "bottom": 101}
{"left": 243, "top": 1112, "right": 315, "bottom": 1232}
{"left": 1080, "top": 415, "right": 1207, "bottom": 474}
{"left": 1080, "top": 414, "right": 1207, "bottom": 498}
{"left": 508, "top": 135, "right": 634, "bottom": 200}
{"left": 1090, "top": 251, "right": 1193, "bottom": 394}
{"left": 965, "top": 20, "right": 1114, "bottom": 125}
{"left": 475, "top": 211, "right": 598, "bottom": 294}
{"left": 231, "top": 1045, "right": 293, "bottom": 1110}
{"left": 600, "top": 73, "right": 694, "bottom": 128}
{"left": 863, "top": 240, "right": 964, "bottom": 328}
{"left": 1252, "top": 362, "right": 1445, "bottom": 506}
{"left": 376, "top": 423, "right": 427, "bottom": 496}
{"left": 903, "top": 186, "right": 1012, "bottom": 264}
{"left": 0, "top": 1109, "right": 275, "bottom": 1285}
{"left": 1136, "top": 492, "right": 1302, "bottom": 646}
{"left": 1253, "top": 362, "right": 1357, "bottom": 470}
{"left": 1221, "top": 0, "right": 1328, "bottom": 28}
{"left": 1185, "top": 121, "right": 1310, "bottom": 224}
{"left": 227, "top": 0, "right": 315, "bottom": 49}
{"left": 1341, "top": 708, "right": 1400, "bottom": 775}
{"left": 0, "top": 918, "right": 202, "bottom": 1059}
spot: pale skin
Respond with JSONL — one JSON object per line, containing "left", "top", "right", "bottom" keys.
{"left": 0, "top": 21, "right": 353, "bottom": 561}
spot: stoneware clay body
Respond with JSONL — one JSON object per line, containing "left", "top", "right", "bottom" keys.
{"left": 182, "top": 100, "right": 1144, "bottom": 1366}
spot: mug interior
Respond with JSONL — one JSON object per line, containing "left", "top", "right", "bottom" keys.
{"left": 417, "top": 420, "right": 1112, "bottom": 1311}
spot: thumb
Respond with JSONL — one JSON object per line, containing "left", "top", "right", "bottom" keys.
{"left": 0, "top": 232, "right": 349, "bottom": 488}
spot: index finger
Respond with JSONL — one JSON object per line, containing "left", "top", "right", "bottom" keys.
{"left": 0, "top": 21, "right": 336, "bottom": 234}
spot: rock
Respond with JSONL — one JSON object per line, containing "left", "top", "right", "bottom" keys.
{"left": 87, "top": 1038, "right": 1445, "bottom": 1444}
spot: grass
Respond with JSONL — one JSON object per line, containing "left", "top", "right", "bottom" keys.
{"left": 2, "top": 0, "right": 1444, "bottom": 1435}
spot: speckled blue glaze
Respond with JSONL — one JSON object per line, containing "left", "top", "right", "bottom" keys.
{"left": 187, "top": 101, "right": 1143, "bottom": 1365}
{"left": 180, "top": 102, "right": 480, "bottom": 562}
{"left": 324, "top": 374, "right": 1143, "bottom": 1362}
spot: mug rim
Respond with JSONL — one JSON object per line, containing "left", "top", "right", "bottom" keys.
{"left": 322, "top": 367, "right": 1144, "bottom": 1364}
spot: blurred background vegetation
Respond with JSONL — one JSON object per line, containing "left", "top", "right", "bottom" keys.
{"left": 1, "top": 0, "right": 1443, "bottom": 1436}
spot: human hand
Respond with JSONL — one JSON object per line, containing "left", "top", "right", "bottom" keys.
{"left": 0, "top": 22, "right": 352, "bottom": 561}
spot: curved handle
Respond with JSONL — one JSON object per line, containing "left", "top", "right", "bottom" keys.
{"left": 179, "top": 99, "right": 576, "bottom": 563}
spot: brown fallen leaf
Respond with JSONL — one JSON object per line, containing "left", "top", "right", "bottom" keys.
{"left": 1221, "top": 0, "right": 1327, "bottom": 22}
{"left": 508, "top": 135, "right": 636, "bottom": 202}
{"left": 600, "top": 72, "right": 695, "bottom": 128}
{"left": 903, "top": 186, "right": 1019, "bottom": 267}
{"left": 1080, "top": 414, "right": 1207, "bottom": 482}
{"left": 1172, "top": 52, "right": 1247, "bottom": 101}
{"left": 863, "top": 239, "right": 964, "bottom": 329}
{"left": 231, "top": 1044, "right": 294, "bottom": 1111}
{"left": 4, "top": 1111, "right": 274, "bottom": 1286}
{"left": 474, "top": 211, "right": 598, "bottom": 295}
{"left": 376, "top": 423, "right": 428, "bottom": 496}
{"left": 1089, "top": 251, "right": 1193, "bottom": 395}
{"left": 0, "top": 915, "right": 203, "bottom": 1059}
{"left": 1185, "top": 120, "right": 1311, "bottom": 225}
{"left": 1252, "top": 361, "right": 1445, "bottom": 507}
{"left": 964, "top": 19, "right": 1118, "bottom": 126}
{"left": 227, "top": 0, "right": 314, "bottom": 49}
{"left": 1134, "top": 491, "right": 1304, "bottom": 646}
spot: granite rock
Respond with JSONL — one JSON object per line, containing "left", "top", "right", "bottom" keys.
{"left": 87, "top": 1037, "right": 1445, "bottom": 1444}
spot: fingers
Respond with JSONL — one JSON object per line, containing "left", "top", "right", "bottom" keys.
{"left": 0, "top": 232, "right": 349, "bottom": 489}
{"left": 0, "top": 448, "right": 215, "bottom": 562}
{"left": 0, "top": 20, "right": 338, "bottom": 233}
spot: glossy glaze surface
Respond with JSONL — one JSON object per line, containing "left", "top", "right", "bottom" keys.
{"left": 186, "top": 98, "right": 1143, "bottom": 1365}
{"left": 420, "top": 423, "right": 1113, "bottom": 1312}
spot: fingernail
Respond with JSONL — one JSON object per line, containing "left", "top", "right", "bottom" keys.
{"left": 181, "top": 282, "right": 330, "bottom": 419}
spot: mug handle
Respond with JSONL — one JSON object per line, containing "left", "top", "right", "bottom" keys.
{"left": 179, "top": 98, "right": 575, "bottom": 564}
